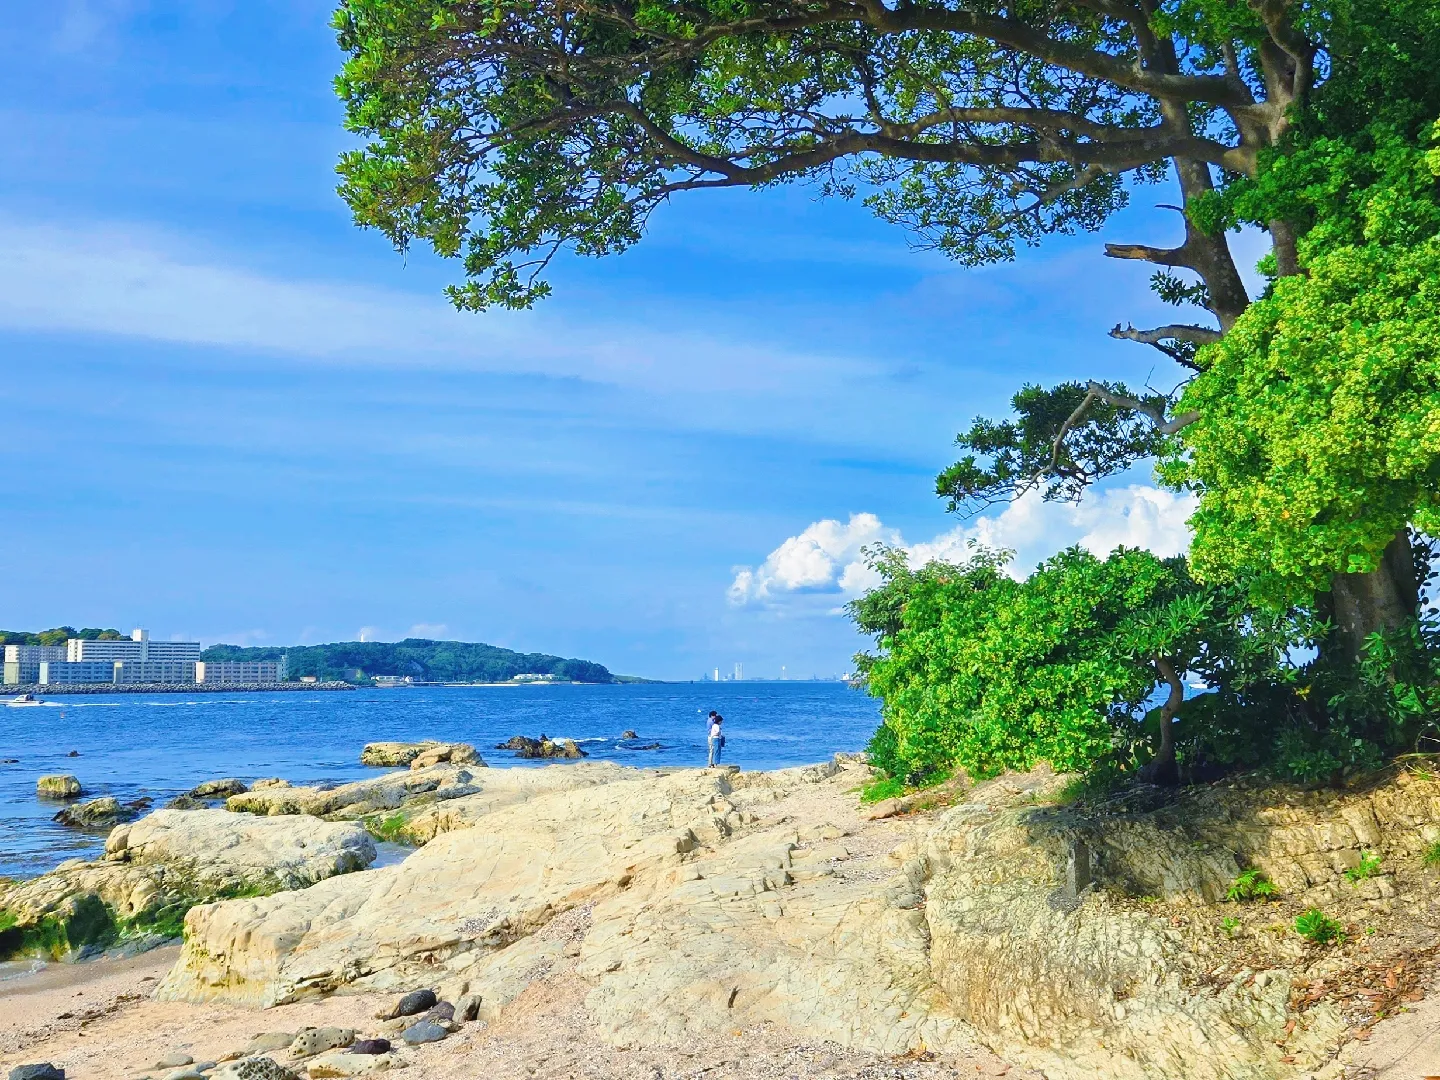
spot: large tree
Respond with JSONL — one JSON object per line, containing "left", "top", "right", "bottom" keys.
{"left": 333, "top": 0, "right": 1437, "bottom": 658}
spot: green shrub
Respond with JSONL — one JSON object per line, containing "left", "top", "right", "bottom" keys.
{"left": 858, "top": 776, "right": 906, "bottom": 804}
{"left": 1344, "top": 851, "right": 1383, "bottom": 883}
{"left": 365, "top": 812, "right": 412, "bottom": 843}
{"left": 1424, "top": 840, "right": 1440, "bottom": 868}
{"left": 1220, "top": 916, "right": 1240, "bottom": 936}
{"left": 1226, "top": 869, "right": 1278, "bottom": 902}
{"left": 1294, "top": 908, "right": 1346, "bottom": 945}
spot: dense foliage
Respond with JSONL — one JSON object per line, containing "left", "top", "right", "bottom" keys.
{"left": 201, "top": 638, "right": 615, "bottom": 684}
{"left": 0, "top": 628, "right": 125, "bottom": 646}
{"left": 851, "top": 546, "right": 1300, "bottom": 785}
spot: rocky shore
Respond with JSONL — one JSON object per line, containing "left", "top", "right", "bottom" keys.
{"left": 2, "top": 684, "right": 354, "bottom": 696}
{"left": 3, "top": 753, "right": 1440, "bottom": 1080}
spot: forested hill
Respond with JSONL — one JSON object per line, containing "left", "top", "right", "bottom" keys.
{"left": 200, "top": 639, "right": 614, "bottom": 684}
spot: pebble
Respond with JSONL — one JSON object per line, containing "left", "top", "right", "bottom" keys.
{"left": 349, "top": 1040, "right": 391, "bottom": 1056}
{"left": 163, "top": 1068, "right": 213, "bottom": 1080}
{"left": 400, "top": 1021, "right": 448, "bottom": 1045}
{"left": 454, "top": 993, "right": 481, "bottom": 1023}
{"left": 154, "top": 1053, "right": 194, "bottom": 1069}
{"left": 386, "top": 989, "right": 435, "bottom": 1019}
{"left": 9, "top": 1067, "right": 65, "bottom": 1080}
{"left": 422, "top": 1001, "right": 454, "bottom": 1023}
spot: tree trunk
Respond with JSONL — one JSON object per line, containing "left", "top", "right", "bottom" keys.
{"left": 1140, "top": 655, "right": 1184, "bottom": 786}
{"left": 1328, "top": 530, "right": 1419, "bottom": 666}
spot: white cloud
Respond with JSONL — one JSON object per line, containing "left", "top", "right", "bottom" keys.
{"left": 407, "top": 623, "right": 449, "bottom": 639}
{"left": 729, "top": 485, "right": 1198, "bottom": 610}
{"left": 356, "top": 626, "right": 381, "bottom": 643}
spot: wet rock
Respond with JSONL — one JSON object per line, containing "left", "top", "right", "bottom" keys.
{"left": 385, "top": 988, "right": 436, "bottom": 1019}
{"left": 495, "top": 736, "right": 586, "bottom": 759}
{"left": 53, "top": 796, "right": 140, "bottom": 828}
{"left": 36, "top": 775, "right": 82, "bottom": 799}
{"left": 621, "top": 730, "right": 638, "bottom": 740}
{"left": 191, "top": 778, "right": 248, "bottom": 798}
{"left": 623, "top": 742, "right": 662, "bottom": 751}
{"left": 166, "top": 795, "right": 206, "bottom": 811}
{"left": 347, "top": 1040, "right": 390, "bottom": 1056}
{"left": 289, "top": 1028, "right": 354, "bottom": 1058}
{"left": 399, "top": 1021, "right": 447, "bottom": 1046}
{"left": 9, "top": 1066, "right": 65, "bottom": 1080}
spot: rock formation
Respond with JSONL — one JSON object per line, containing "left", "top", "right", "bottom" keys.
{"left": 359, "top": 742, "right": 480, "bottom": 768}
{"left": 36, "top": 775, "right": 82, "bottom": 799}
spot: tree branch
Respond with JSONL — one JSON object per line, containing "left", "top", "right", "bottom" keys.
{"left": 1109, "top": 323, "right": 1222, "bottom": 347}
{"left": 1086, "top": 381, "right": 1199, "bottom": 434}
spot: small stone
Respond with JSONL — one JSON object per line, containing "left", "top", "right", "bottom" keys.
{"left": 400, "top": 1021, "right": 447, "bottom": 1046}
{"left": 305, "top": 1051, "right": 397, "bottom": 1077}
{"left": 348, "top": 1040, "right": 390, "bottom": 1056}
{"left": 10, "top": 1066, "right": 66, "bottom": 1080}
{"left": 36, "top": 775, "right": 83, "bottom": 799}
{"left": 422, "top": 1001, "right": 454, "bottom": 1023}
{"left": 163, "top": 1069, "right": 209, "bottom": 1080}
{"left": 289, "top": 1029, "right": 354, "bottom": 1058}
{"left": 453, "top": 994, "right": 481, "bottom": 1023}
{"left": 211, "top": 1059, "right": 300, "bottom": 1080}
{"left": 154, "top": 1055, "right": 194, "bottom": 1069}
{"left": 387, "top": 989, "right": 435, "bottom": 1019}
{"left": 238, "top": 1035, "right": 296, "bottom": 1058}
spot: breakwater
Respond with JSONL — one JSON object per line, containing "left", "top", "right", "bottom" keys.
{"left": 4, "top": 682, "right": 354, "bottom": 695}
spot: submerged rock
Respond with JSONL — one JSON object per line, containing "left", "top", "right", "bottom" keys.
{"left": 494, "top": 735, "right": 587, "bottom": 759}
{"left": 53, "top": 796, "right": 147, "bottom": 828}
{"left": 35, "top": 775, "right": 82, "bottom": 799}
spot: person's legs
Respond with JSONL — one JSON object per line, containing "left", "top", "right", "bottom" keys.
{"left": 714, "top": 735, "right": 722, "bottom": 763}
{"left": 707, "top": 736, "right": 717, "bottom": 767}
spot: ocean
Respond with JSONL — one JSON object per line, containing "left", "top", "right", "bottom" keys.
{"left": 0, "top": 681, "right": 881, "bottom": 879}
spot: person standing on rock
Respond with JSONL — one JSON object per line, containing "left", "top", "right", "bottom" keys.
{"left": 707, "top": 711, "right": 725, "bottom": 767}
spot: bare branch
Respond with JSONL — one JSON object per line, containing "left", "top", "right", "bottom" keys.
{"left": 1085, "top": 381, "right": 1199, "bottom": 434}
{"left": 1109, "top": 323, "right": 1222, "bottom": 347}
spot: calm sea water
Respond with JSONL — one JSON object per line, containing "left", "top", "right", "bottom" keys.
{"left": 0, "top": 681, "right": 880, "bottom": 879}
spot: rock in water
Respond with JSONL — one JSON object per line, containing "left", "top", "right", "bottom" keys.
{"left": 387, "top": 988, "right": 436, "bottom": 1018}
{"left": 9, "top": 1066, "right": 65, "bottom": 1080}
{"left": 166, "top": 795, "right": 206, "bottom": 810}
{"left": 212, "top": 1059, "right": 300, "bottom": 1080}
{"left": 621, "top": 730, "right": 638, "bottom": 740}
{"left": 400, "top": 1021, "right": 447, "bottom": 1045}
{"left": 348, "top": 1040, "right": 390, "bottom": 1056}
{"left": 36, "top": 775, "right": 82, "bottom": 799}
{"left": 361, "top": 742, "right": 478, "bottom": 768}
{"left": 53, "top": 796, "right": 137, "bottom": 828}
{"left": 190, "top": 778, "right": 248, "bottom": 798}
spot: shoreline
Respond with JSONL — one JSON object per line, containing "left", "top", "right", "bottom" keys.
{"left": 2, "top": 682, "right": 355, "bottom": 696}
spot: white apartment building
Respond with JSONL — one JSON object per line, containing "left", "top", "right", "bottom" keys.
{"left": 38, "top": 660, "right": 122, "bottom": 685}
{"left": 68, "top": 628, "right": 200, "bottom": 664}
{"left": 115, "top": 660, "right": 200, "bottom": 683}
{"left": 195, "top": 659, "right": 286, "bottom": 684}
{"left": 3, "top": 644, "right": 67, "bottom": 685}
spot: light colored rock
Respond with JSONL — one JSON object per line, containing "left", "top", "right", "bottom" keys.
{"left": 152, "top": 759, "right": 1440, "bottom": 1080}
{"left": 212, "top": 1059, "right": 299, "bottom": 1080}
{"left": 53, "top": 796, "right": 137, "bottom": 828}
{"left": 154, "top": 1053, "right": 194, "bottom": 1068}
{"left": 360, "top": 742, "right": 438, "bottom": 767}
{"left": 289, "top": 1029, "right": 354, "bottom": 1058}
{"left": 36, "top": 775, "right": 82, "bottom": 799}
{"left": 305, "top": 1051, "right": 401, "bottom": 1077}
{"left": 250, "top": 779, "right": 291, "bottom": 790}
{"left": 105, "top": 809, "right": 375, "bottom": 892}
{"left": 226, "top": 765, "right": 478, "bottom": 820}
{"left": 409, "top": 744, "right": 480, "bottom": 769}
{"left": 236, "top": 1034, "right": 295, "bottom": 1058}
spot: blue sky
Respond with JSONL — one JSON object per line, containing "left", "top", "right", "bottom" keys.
{"left": 1, "top": 1, "right": 1243, "bottom": 679}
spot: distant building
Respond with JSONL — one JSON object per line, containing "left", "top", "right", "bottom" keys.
{"left": 39, "top": 660, "right": 122, "bottom": 685}
{"left": 196, "top": 659, "right": 286, "bottom": 685}
{"left": 68, "top": 628, "right": 200, "bottom": 664}
{"left": 511, "top": 673, "right": 560, "bottom": 683}
{"left": 3, "top": 644, "right": 67, "bottom": 685}
{"left": 298, "top": 675, "right": 319, "bottom": 684}
{"left": 117, "top": 660, "right": 200, "bottom": 683}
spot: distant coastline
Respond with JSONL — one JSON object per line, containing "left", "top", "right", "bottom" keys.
{"left": 3, "top": 681, "right": 355, "bottom": 695}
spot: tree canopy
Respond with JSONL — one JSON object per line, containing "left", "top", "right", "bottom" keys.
{"left": 202, "top": 638, "right": 616, "bottom": 684}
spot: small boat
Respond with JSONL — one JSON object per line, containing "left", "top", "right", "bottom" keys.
{"left": 5, "top": 693, "right": 45, "bottom": 707}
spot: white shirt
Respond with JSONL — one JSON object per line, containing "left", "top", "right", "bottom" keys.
{"left": 710, "top": 722, "right": 722, "bottom": 738}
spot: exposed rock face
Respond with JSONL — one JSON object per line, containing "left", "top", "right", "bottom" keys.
{"left": 155, "top": 761, "right": 1440, "bottom": 1080}
{"left": 494, "top": 735, "right": 587, "bottom": 759}
{"left": 0, "top": 810, "right": 376, "bottom": 960}
{"left": 359, "top": 742, "right": 480, "bottom": 768}
{"left": 105, "top": 809, "right": 376, "bottom": 892}
{"left": 36, "top": 775, "right": 82, "bottom": 799}
{"left": 226, "top": 765, "right": 479, "bottom": 820}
